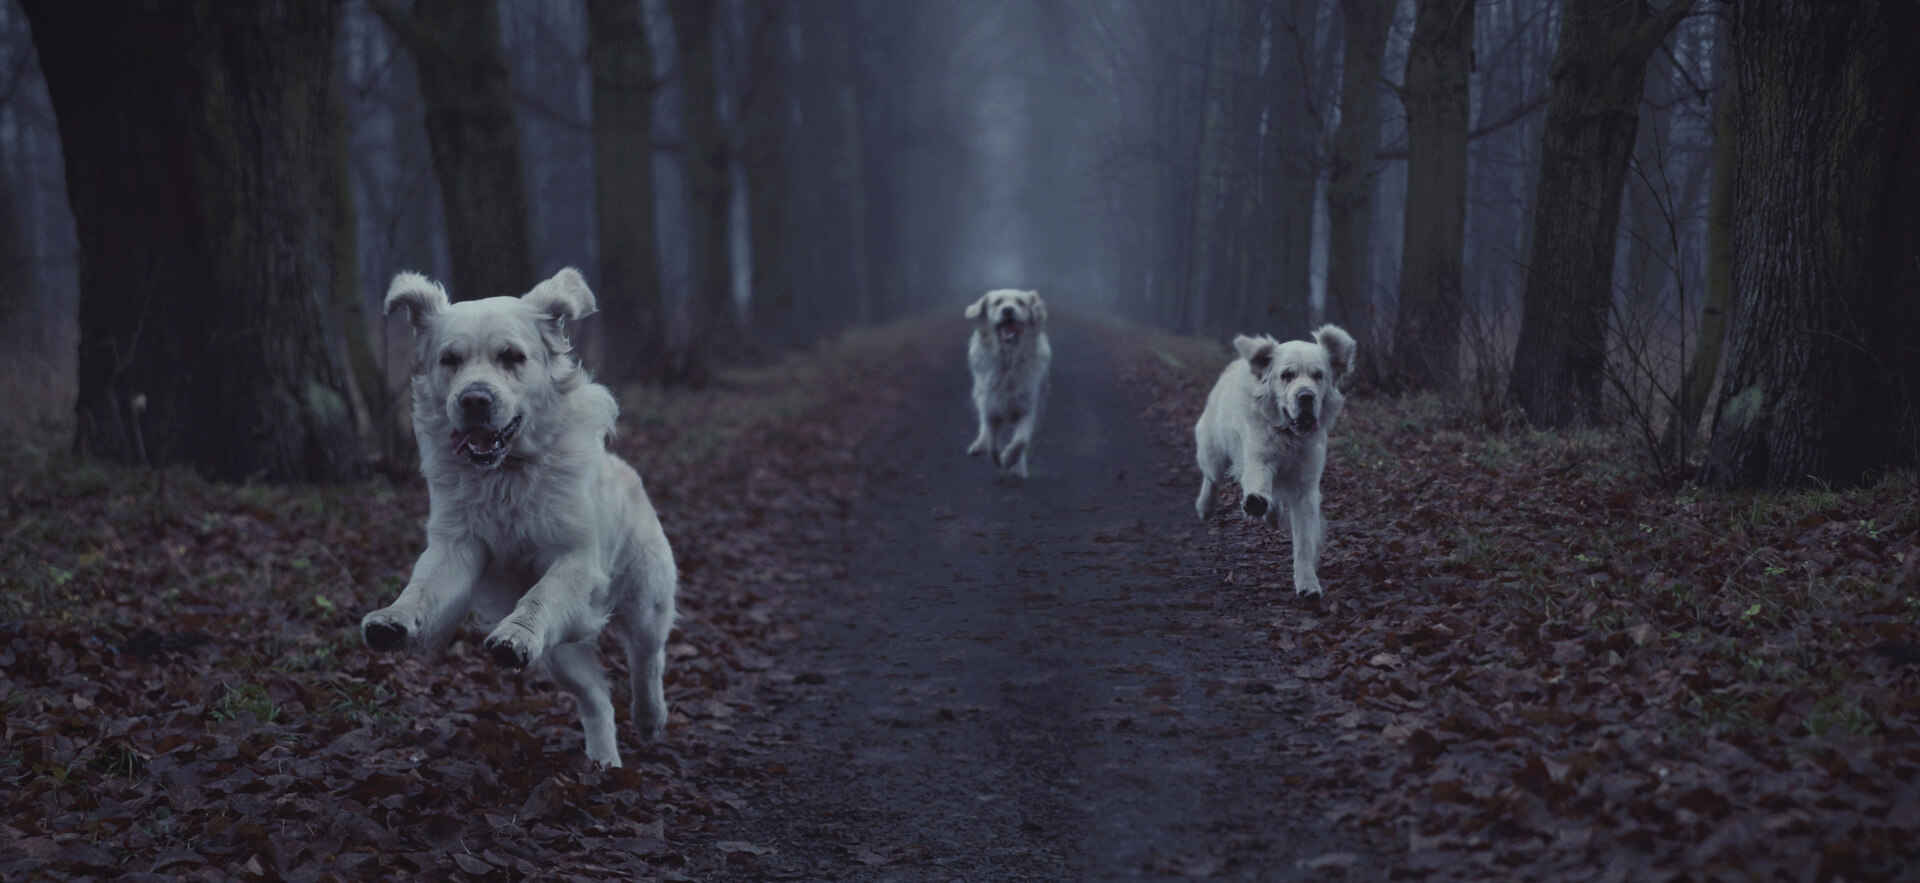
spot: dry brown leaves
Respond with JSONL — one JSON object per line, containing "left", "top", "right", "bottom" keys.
{"left": 0, "top": 323, "right": 939, "bottom": 880}
{"left": 1107, "top": 319, "right": 1920, "bottom": 880}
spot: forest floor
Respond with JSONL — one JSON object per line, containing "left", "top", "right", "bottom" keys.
{"left": 2, "top": 313, "right": 1918, "bottom": 881}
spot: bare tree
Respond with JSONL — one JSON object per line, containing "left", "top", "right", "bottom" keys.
{"left": 585, "top": 0, "right": 666, "bottom": 383}
{"left": 668, "top": 0, "right": 738, "bottom": 386}
{"left": 371, "top": 0, "right": 535, "bottom": 301}
{"left": 1324, "top": 0, "right": 1392, "bottom": 377}
{"left": 1388, "top": 0, "right": 1473, "bottom": 390}
{"left": 1504, "top": 0, "right": 1695, "bottom": 427}
{"left": 1700, "top": 0, "right": 1920, "bottom": 488}
{"left": 24, "top": 0, "right": 364, "bottom": 481}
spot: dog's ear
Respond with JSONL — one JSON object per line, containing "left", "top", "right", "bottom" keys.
{"left": 523, "top": 267, "right": 597, "bottom": 323}
{"left": 1314, "top": 324, "right": 1357, "bottom": 384}
{"left": 1027, "top": 290, "right": 1047, "bottom": 327}
{"left": 1234, "top": 335, "right": 1277, "bottom": 379}
{"left": 523, "top": 267, "right": 597, "bottom": 355}
{"left": 384, "top": 272, "right": 449, "bottom": 332}
{"left": 965, "top": 292, "right": 991, "bottom": 321}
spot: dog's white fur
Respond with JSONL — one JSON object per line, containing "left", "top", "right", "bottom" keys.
{"left": 1194, "top": 325, "right": 1356, "bottom": 596}
{"left": 361, "top": 268, "right": 676, "bottom": 767}
{"left": 965, "top": 289, "right": 1052, "bottom": 479}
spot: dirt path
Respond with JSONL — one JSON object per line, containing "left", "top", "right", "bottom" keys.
{"left": 705, "top": 317, "right": 1381, "bottom": 881}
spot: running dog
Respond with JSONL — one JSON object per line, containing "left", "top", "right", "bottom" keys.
{"left": 966, "top": 289, "right": 1052, "bottom": 479}
{"left": 1194, "top": 325, "right": 1356, "bottom": 596}
{"left": 361, "top": 268, "right": 676, "bottom": 767}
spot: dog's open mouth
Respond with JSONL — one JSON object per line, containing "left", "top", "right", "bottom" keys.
{"left": 1289, "top": 410, "right": 1318, "bottom": 433}
{"left": 996, "top": 318, "right": 1022, "bottom": 343}
{"left": 450, "top": 415, "right": 523, "bottom": 467}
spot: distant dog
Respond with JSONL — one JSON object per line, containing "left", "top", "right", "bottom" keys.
{"left": 966, "top": 289, "right": 1051, "bottom": 479}
{"left": 1194, "top": 325, "right": 1356, "bottom": 596}
{"left": 361, "top": 268, "right": 676, "bottom": 767}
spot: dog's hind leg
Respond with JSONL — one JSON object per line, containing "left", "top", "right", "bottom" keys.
{"left": 1195, "top": 441, "right": 1229, "bottom": 520}
{"left": 545, "top": 642, "right": 621, "bottom": 767}
{"left": 616, "top": 581, "right": 674, "bottom": 742}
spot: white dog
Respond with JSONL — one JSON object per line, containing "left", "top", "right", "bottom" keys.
{"left": 1194, "top": 325, "right": 1356, "bottom": 596}
{"left": 965, "top": 289, "right": 1052, "bottom": 479}
{"left": 361, "top": 268, "right": 676, "bottom": 767}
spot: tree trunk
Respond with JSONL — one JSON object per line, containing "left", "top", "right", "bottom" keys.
{"left": 371, "top": 0, "right": 534, "bottom": 302}
{"left": 670, "top": 0, "right": 739, "bottom": 387}
{"left": 327, "top": 69, "right": 380, "bottom": 452}
{"left": 585, "top": 0, "right": 665, "bottom": 383}
{"left": 1700, "top": 0, "right": 1920, "bottom": 489}
{"left": 1389, "top": 0, "right": 1473, "bottom": 390}
{"left": 1181, "top": 3, "right": 1228, "bottom": 336}
{"left": 1665, "top": 81, "right": 1734, "bottom": 457}
{"left": 741, "top": 0, "right": 796, "bottom": 357}
{"left": 25, "top": 0, "right": 365, "bottom": 482}
{"left": 0, "top": 143, "right": 29, "bottom": 331}
{"left": 1263, "top": 0, "right": 1316, "bottom": 338}
{"left": 1505, "top": 0, "right": 1694, "bottom": 427}
{"left": 1325, "top": 0, "right": 1391, "bottom": 380}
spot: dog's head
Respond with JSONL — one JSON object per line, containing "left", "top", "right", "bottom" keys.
{"left": 966, "top": 289, "right": 1047, "bottom": 346}
{"left": 385, "top": 268, "right": 597, "bottom": 469}
{"left": 1234, "top": 324, "right": 1356, "bottom": 434}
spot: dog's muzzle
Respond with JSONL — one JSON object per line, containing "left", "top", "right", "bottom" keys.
{"left": 1290, "top": 392, "right": 1318, "bottom": 433}
{"left": 995, "top": 314, "right": 1022, "bottom": 343}
{"left": 450, "top": 415, "right": 523, "bottom": 467}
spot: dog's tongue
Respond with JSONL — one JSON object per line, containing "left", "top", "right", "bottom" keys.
{"left": 449, "top": 427, "right": 498, "bottom": 453}
{"left": 998, "top": 323, "right": 1019, "bottom": 341}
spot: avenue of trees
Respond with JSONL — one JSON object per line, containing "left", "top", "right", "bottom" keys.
{"left": 0, "top": 0, "right": 1913, "bottom": 489}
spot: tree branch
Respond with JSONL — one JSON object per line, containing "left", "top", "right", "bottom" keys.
{"left": 366, "top": 0, "right": 428, "bottom": 55}
{"left": 1375, "top": 90, "right": 1547, "bottom": 161}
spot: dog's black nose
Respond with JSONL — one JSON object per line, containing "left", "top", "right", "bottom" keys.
{"left": 1298, "top": 391, "right": 1316, "bottom": 411}
{"left": 459, "top": 388, "right": 492, "bottom": 418}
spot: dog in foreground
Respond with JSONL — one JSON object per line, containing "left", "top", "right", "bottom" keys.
{"left": 361, "top": 268, "right": 677, "bottom": 767}
{"left": 966, "top": 288, "right": 1051, "bottom": 479}
{"left": 1194, "top": 325, "right": 1356, "bottom": 596}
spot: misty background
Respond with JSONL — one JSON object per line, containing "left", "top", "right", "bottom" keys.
{"left": 0, "top": 0, "right": 1913, "bottom": 489}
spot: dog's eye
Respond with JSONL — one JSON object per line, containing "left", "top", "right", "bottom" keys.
{"left": 1312, "top": 370, "right": 1324, "bottom": 380}
{"left": 439, "top": 352, "right": 462, "bottom": 369}
{"left": 499, "top": 348, "right": 525, "bottom": 368}
{"left": 1280, "top": 370, "right": 1296, "bottom": 382}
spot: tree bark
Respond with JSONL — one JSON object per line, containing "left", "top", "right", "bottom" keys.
{"left": 1665, "top": 79, "right": 1735, "bottom": 456}
{"left": 585, "top": 0, "right": 665, "bottom": 383}
{"left": 0, "top": 141, "right": 29, "bottom": 330}
{"left": 327, "top": 68, "right": 380, "bottom": 452}
{"left": 1700, "top": 0, "right": 1920, "bottom": 489}
{"left": 741, "top": 0, "right": 796, "bottom": 357}
{"left": 669, "top": 0, "right": 738, "bottom": 387}
{"left": 1505, "top": 0, "right": 1694, "bottom": 427}
{"left": 1389, "top": 0, "right": 1473, "bottom": 390}
{"left": 1262, "top": 0, "right": 1316, "bottom": 338}
{"left": 371, "top": 0, "right": 534, "bottom": 302}
{"left": 1183, "top": 3, "right": 1258, "bottom": 336}
{"left": 25, "top": 0, "right": 365, "bottom": 482}
{"left": 1325, "top": 0, "right": 1391, "bottom": 379}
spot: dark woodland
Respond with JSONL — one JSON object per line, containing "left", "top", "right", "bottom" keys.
{"left": 2, "top": 0, "right": 1917, "bottom": 879}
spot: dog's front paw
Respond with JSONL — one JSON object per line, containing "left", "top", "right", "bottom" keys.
{"left": 1243, "top": 494, "right": 1269, "bottom": 519}
{"left": 484, "top": 623, "right": 544, "bottom": 672}
{"left": 361, "top": 609, "right": 418, "bottom": 652}
{"left": 968, "top": 436, "right": 988, "bottom": 456}
{"left": 1294, "top": 578, "right": 1324, "bottom": 597}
